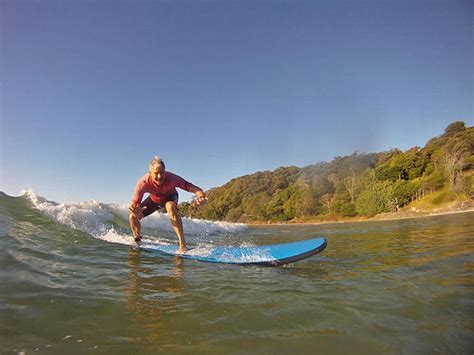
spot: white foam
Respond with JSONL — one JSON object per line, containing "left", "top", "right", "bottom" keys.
{"left": 220, "top": 247, "right": 274, "bottom": 263}
{"left": 20, "top": 189, "right": 247, "bottom": 240}
{"left": 184, "top": 246, "right": 214, "bottom": 257}
{"left": 108, "top": 203, "right": 244, "bottom": 235}
{"left": 142, "top": 242, "right": 274, "bottom": 264}
{"left": 20, "top": 188, "right": 112, "bottom": 235}
{"left": 95, "top": 228, "right": 136, "bottom": 246}
{"left": 95, "top": 227, "right": 171, "bottom": 247}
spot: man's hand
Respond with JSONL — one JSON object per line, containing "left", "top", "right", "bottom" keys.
{"left": 193, "top": 191, "right": 208, "bottom": 207}
{"left": 129, "top": 203, "right": 147, "bottom": 220}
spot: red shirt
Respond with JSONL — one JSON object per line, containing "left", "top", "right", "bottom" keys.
{"left": 132, "top": 171, "right": 193, "bottom": 206}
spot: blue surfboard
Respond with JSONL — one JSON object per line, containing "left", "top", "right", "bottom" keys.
{"left": 140, "top": 237, "right": 327, "bottom": 266}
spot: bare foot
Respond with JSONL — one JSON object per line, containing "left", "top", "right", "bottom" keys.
{"left": 178, "top": 246, "right": 187, "bottom": 254}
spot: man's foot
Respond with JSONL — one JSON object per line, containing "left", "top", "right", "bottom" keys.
{"left": 134, "top": 235, "right": 142, "bottom": 243}
{"left": 178, "top": 246, "right": 187, "bottom": 254}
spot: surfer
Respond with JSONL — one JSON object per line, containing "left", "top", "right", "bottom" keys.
{"left": 129, "top": 156, "right": 207, "bottom": 253}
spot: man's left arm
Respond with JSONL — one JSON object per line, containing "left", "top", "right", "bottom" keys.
{"left": 173, "top": 173, "right": 208, "bottom": 206}
{"left": 187, "top": 184, "right": 208, "bottom": 206}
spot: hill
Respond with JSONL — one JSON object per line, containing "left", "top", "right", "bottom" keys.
{"left": 179, "top": 121, "right": 474, "bottom": 223}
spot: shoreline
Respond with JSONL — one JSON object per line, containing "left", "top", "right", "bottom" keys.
{"left": 247, "top": 206, "right": 474, "bottom": 227}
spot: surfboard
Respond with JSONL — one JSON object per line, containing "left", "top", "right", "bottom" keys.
{"left": 140, "top": 237, "right": 327, "bottom": 266}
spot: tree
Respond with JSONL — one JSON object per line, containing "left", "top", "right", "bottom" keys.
{"left": 444, "top": 121, "right": 466, "bottom": 136}
{"left": 375, "top": 147, "right": 427, "bottom": 181}
{"left": 444, "top": 149, "right": 465, "bottom": 188}
{"left": 420, "top": 170, "right": 446, "bottom": 196}
{"left": 343, "top": 174, "right": 357, "bottom": 203}
{"left": 340, "top": 202, "right": 357, "bottom": 216}
{"left": 321, "top": 193, "right": 336, "bottom": 213}
{"left": 356, "top": 177, "right": 393, "bottom": 216}
{"left": 443, "top": 131, "right": 473, "bottom": 189}
{"left": 389, "top": 180, "right": 418, "bottom": 211}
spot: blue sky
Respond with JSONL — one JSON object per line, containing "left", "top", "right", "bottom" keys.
{"left": 1, "top": 0, "right": 472, "bottom": 204}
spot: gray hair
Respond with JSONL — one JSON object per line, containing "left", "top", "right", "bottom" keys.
{"left": 149, "top": 156, "right": 166, "bottom": 170}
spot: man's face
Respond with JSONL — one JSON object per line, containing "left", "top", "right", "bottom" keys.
{"left": 150, "top": 164, "right": 165, "bottom": 185}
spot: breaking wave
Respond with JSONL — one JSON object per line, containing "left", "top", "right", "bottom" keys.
{"left": 19, "top": 189, "right": 246, "bottom": 246}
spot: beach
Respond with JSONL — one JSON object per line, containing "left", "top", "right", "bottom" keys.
{"left": 248, "top": 201, "right": 474, "bottom": 226}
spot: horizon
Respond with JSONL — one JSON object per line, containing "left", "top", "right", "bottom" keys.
{"left": 1, "top": 0, "right": 473, "bottom": 204}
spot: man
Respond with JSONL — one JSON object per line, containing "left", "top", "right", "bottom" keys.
{"left": 129, "top": 156, "right": 207, "bottom": 253}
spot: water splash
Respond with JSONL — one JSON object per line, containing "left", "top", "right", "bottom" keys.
{"left": 20, "top": 189, "right": 247, "bottom": 242}
{"left": 20, "top": 188, "right": 112, "bottom": 235}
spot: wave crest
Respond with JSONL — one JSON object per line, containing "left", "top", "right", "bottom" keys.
{"left": 20, "top": 189, "right": 246, "bottom": 240}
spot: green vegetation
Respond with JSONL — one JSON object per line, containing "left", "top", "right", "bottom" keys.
{"left": 179, "top": 122, "right": 474, "bottom": 222}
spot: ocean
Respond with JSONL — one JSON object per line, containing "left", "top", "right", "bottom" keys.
{"left": 1, "top": 190, "right": 473, "bottom": 354}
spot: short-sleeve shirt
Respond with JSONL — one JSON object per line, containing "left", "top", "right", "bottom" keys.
{"left": 131, "top": 171, "right": 193, "bottom": 206}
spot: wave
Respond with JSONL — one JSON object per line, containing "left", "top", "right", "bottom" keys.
{"left": 19, "top": 189, "right": 246, "bottom": 246}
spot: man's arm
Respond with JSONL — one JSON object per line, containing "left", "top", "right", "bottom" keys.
{"left": 187, "top": 184, "right": 208, "bottom": 206}
{"left": 172, "top": 173, "right": 208, "bottom": 206}
{"left": 129, "top": 178, "right": 147, "bottom": 242}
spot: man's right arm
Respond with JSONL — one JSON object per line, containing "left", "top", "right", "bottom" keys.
{"left": 130, "top": 177, "right": 146, "bottom": 211}
{"left": 129, "top": 179, "right": 147, "bottom": 221}
{"left": 129, "top": 180, "right": 146, "bottom": 242}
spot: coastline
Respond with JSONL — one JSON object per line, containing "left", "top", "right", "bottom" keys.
{"left": 247, "top": 204, "right": 474, "bottom": 227}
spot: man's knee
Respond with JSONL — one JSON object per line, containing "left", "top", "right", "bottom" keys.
{"left": 129, "top": 212, "right": 142, "bottom": 222}
{"left": 166, "top": 202, "right": 179, "bottom": 219}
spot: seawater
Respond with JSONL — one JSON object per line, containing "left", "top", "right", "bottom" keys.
{"left": 1, "top": 191, "right": 473, "bottom": 354}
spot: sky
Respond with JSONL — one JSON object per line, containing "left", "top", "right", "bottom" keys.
{"left": 1, "top": 0, "right": 473, "bottom": 204}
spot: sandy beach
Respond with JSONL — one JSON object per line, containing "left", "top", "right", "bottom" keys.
{"left": 248, "top": 202, "right": 474, "bottom": 227}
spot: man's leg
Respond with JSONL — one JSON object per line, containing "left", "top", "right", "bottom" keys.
{"left": 165, "top": 201, "right": 187, "bottom": 253}
{"left": 129, "top": 197, "right": 159, "bottom": 242}
{"left": 129, "top": 212, "right": 142, "bottom": 242}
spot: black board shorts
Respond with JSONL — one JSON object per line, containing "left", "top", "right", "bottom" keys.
{"left": 140, "top": 192, "right": 179, "bottom": 217}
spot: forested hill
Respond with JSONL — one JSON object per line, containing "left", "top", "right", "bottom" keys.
{"left": 179, "top": 121, "right": 474, "bottom": 222}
